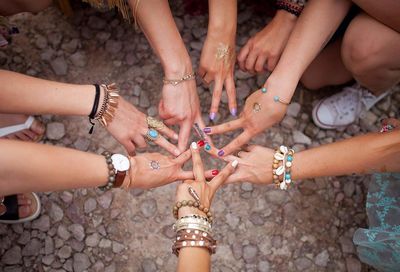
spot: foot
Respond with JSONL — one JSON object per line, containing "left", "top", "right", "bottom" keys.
{"left": 312, "top": 84, "right": 390, "bottom": 129}
{"left": 0, "top": 194, "right": 38, "bottom": 219}
{"left": 0, "top": 113, "right": 45, "bottom": 141}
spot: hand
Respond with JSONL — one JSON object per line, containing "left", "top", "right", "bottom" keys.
{"left": 159, "top": 77, "right": 202, "bottom": 153}
{"left": 223, "top": 145, "right": 275, "bottom": 185}
{"left": 106, "top": 97, "right": 179, "bottom": 156}
{"left": 128, "top": 149, "right": 216, "bottom": 190}
{"left": 203, "top": 84, "right": 288, "bottom": 157}
{"left": 198, "top": 33, "right": 237, "bottom": 118}
{"left": 175, "top": 142, "right": 238, "bottom": 218}
{"left": 237, "top": 10, "right": 297, "bottom": 73}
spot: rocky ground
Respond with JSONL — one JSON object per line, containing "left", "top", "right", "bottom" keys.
{"left": 0, "top": 1, "right": 399, "bottom": 272}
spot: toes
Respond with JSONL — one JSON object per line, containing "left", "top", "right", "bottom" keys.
{"left": 18, "top": 205, "right": 32, "bottom": 218}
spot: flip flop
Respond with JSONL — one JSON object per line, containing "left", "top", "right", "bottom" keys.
{"left": 0, "top": 193, "right": 41, "bottom": 224}
{"left": 0, "top": 115, "right": 45, "bottom": 142}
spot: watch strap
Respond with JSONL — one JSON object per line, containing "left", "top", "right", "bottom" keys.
{"left": 113, "top": 170, "right": 126, "bottom": 188}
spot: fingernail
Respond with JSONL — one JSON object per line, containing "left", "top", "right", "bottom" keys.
{"left": 174, "top": 134, "right": 179, "bottom": 140}
{"left": 204, "top": 143, "right": 211, "bottom": 151}
{"left": 212, "top": 169, "right": 219, "bottom": 176}
{"left": 209, "top": 112, "right": 216, "bottom": 121}
{"left": 191, "top": 142, "right": 198, "bottom": 150}
{"left": 217, "top": 149, "right": 225, "bottom": 157}
{"left": 261, "top": 87, "right": 267, "bottom": 94}
{"left": 231, "top": 160, "right": 239, "bottom": 168}
{"left": 174, "top": 149, "right": 181, "bottom": 156}
{"left": 203, "top": 127, "right": 212, "bottom": 134}
{"left": 230, "top": 108, "right": 237, "bottom": 116}
{"left": 197, "top": 140, "right": 205, "bottom": 147}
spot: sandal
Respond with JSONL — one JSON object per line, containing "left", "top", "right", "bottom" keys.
{"left": 0, "top": 193, "right": 41, "bottom": 224}
{"left": 0, "top": 115, "right": 45, "bottom": 142}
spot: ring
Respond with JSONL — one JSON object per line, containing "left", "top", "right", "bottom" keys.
{"left": 146, "top": 116, "right": 165, "bottom": 130}
{"left": 273, "top": 95, "right": 290, "bottom": 106}
{"left": 145, "top": 129, "right": 160, "bottom": 141}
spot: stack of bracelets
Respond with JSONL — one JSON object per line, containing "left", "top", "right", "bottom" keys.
{"left": 275, "top": 0, "right": 305, "bottom": 17}
{"left": 272, "top": 145, "right": 295, "bottom": 190}
{"left": 172, "top": 198, "right": 217, "bottom": 256}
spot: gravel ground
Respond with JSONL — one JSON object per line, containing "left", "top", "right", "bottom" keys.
{"left": 0, "top": 1, "right": 399, "bottom": 271}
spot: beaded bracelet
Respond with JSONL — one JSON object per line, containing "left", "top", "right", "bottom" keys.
{"left": 98, "top": 151, "right": 117, "bottom": 191}
{"left": 276, "top": 0, "right": 303, "bottom": 17}
{"left": 172, "top": 200, "right": 213, "bottom": 223}
{"left": 272, "top": 145, "right": 295, "bottom": 190}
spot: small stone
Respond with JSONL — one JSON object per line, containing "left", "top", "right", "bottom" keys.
{"left": 17, "top": 231, "right": 30, "bottom": 245}
{"left": 112, "top": 241, "right": 125, "bottom": 254}
{"left": 57, "top": 245, "right": 72, "bottom": 259}
{"left": 243, "top": 244, "right": 258, "bottom": 263}
{"left": 70, "top": 52, "right": 87, "bottom": 67}
{"left": 190, "top": 41, "right": 202, "bottom": 51}
{"left": 92, "top": 261, "right": 105, "bottom": 272}
{"left": 132, "top": 85, "right": 142, "bottom": 96}
{"left": 139, "top": 92, "right": 151, "bottom": 108}
{"left": 225, "top": 213, "right": 240, "bottom": 229}
{"left": 48, "top": 32, "right": 63, "bottom": 48}
{"left": 287, "top": 102, "right": 301, "bottom": 117}
{"left": 84, "top": 198, "right": 97, "bottom": 214}
{"left": 241, "top": 182, "right": 253, "bottom": 192}
{"left": 345, "top": 257, "right": 361, "bottom": 272}
{"left": 281, "top": 116, "right": 297, "bottom": 129}
{"left": 105, "top": 262, "right": 116, "bottom": 272}
{"left": 257, "top": 260, "right": 270, "bottom": 272}
{"left": 51, "top": 57, "right": 68, "bottom": 76}
{"left": 96, "top": 31, "right": 111, "bottom": 43}
{"left": 40, "top": 48, "right": 55, "bottom": 61}
{"left": 42, "top": 255, "right": 55, "bottom": 266}
{"left": 336, "top": 192, "right": 345, "bottom": 203}
{"left": 147, "top": 106, "right": 158, "bottom": 117}
{"left": 265, "top": 190, "right": 288, "bottom": 205}
{"left": 57, "top": 225, "right": 71, "bottom": 240}
{"left": 46, "top": 122, "right": 65, "bottom": 140}
{"left": 85, "top": 233, "right": 100, "bottom": 247}
{"left": 73, "top": 253, "right": 91, "bottom": 272}
{"left": 315, "top": 250, "right": 330, "bottom": 267}
{"left": 99, "top": 238, "right": 112, "bottom": 248}
{"left": 232, "top": 242, "right": 243, "bottom": 260}
{"left": 249, "top": 212, "right": 265, "bottom": 226}
{"left": 98, "top": 191, "right": 113, "bottom": 209}
{"left": 61, "top": 39, "right": 79, "bottom": 53}
{"left": 45, "top": 237, "right": 54, "bottom": 255}
{"left": 142, "top": 258, "right": 157, "bottom": 272}
{"left": 22, "top": 239, "right": 41, "bottom": 256}
{"left": 343, "top": 181, "right": 355, "bottom": 197}
{"left": 49, "top": 203, "right": 64, "bottom": 222}
{"left": 1, "top": 246, "right": 22, "bottom": 265}
{"left": 292, "top": 130, "right": 312, "bottom": 145}
{"left": 105, "top": 40, "right": 122, "bottom": 54}
{"left": 35, "top": 35, "right": 48, "bottom": 49}
{"left": 32, "top": 215, "right": 50, "bottom": 231}
{"left": 294, "top": 257, "right": 312, "bottom": 270}
{"left": 192, "top": 27, "right": 207, "bottom": 39}
{"left": 73, "top": 138, "right": 90, "bottom": 151}
{"left": 235, "top": 70, "right": 252, "bottom": 80}
{"left": 339, "top": 236, "right": 355, "bottom": 254}
{"left": 140, "top": 198, "right": 157, "bottom": 218}
{"left": 162, "top": 224, "right": 175, "bottom": 239}
{"left": 236, "top": 82, "right": 250, "bottom": 100}
{"left": 88, "top": 16, "right": 107, "bottom": 30}
{"left": 60, "top": 191, "right": 73, "bottom": 204}
{"left": 68, "top": 224, "right": 85, "bottom": 242}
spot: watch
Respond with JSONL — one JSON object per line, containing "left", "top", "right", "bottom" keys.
{"left": 110, "top": 154, "right": 130, "bottom": 188}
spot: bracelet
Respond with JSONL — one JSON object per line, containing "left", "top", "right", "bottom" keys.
{"left": 172, "top": 229, "right": 217, "bottom": 256}
{"left": 88, "top": 84, "right": 100, "bottom": 134}
{"left": 179, "top": 214, "right": 212, "bottom": 224}
{"left": 174, "top": 217, "right": 212, "bottom": 234}
{"left": 99, "top": 151, "right": 117, "bottom": 191}
{"left": 163, "top": 72, "right": 196, "bottom": 86}
{"left": 95, "top": 83, "right": 120, "bottom": 127}
{"left": 272, "top": 145, "right": 295, "bottom": 190}
{"left": 276, "top": 0, "right": 303, "bottom": 17}
{"left": 172, "top": 200, "right": 213, "bottom": 223}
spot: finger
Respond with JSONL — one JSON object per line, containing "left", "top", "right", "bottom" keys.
{"left": 203, "top": 118, "right": 243, "bottom": 135}
{"left": 210, "top": 77, "right": 223, "bottom": 118}
{"left": 225, "top": 74, "right": 237, "bottom": 116}
{"left": 133, "top": 134, "right": 147, "bottom": 149}
{"left": 157, "top": 124, "right": 179, "bottom": 141}
{"left": 164, "top": 117, "right": 180, "bottom": 126}
{"left": 173, "top": 148, "right": 192, "bottom": 165}
{"left": 177, "top": 170, "right": 195, "bottom": 180}
{"left": 254, "top": 54, "right": 268, "bottom": 73}
{"left": 218, "top": 131, "right": 252, "bottom": 156}
{"left": 266, "top": 56, "right": 278, "bottom": 72}
{"left": 205, "top": 169, "right": 219, "bottom": 180}
{"left": 178, "top": 120, "right": 192, "bottom": 152}
{"left": 245, "top": 50, "right": 258, "bottom": 73}
{"left": 209, "top": 159, "right": 238, "bottom": 193}
{"left": 225, "top": 172, "right": 244, "bottom": 184}
{"left": 152, "top": 134, "right": 181, "bottom": 156}
{"left": 243, "top": 144, "right": 257, "bottom": 152}
{"left": 198, "top": 66, "right": 206, "bottom": 79}
{"left": 124, "top": 140, "right": 136, "bottom": 156}
{"left": 237, "top": 43, "right": 250, "bottom": 71}
{"left": 158, "top": 100, "right": 174, "bottom": 120}
{"left": 203, "top": 73, "right": 214, "bottom": 85}
{"left": 194, "top": 114, "right": 213, "bottom": 144}
{"left": 190, "top": 141, "right": 205, "bottom": 182}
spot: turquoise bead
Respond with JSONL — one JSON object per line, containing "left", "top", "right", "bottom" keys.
{"left": 205, "top": 144, "right": 211, "bottom": 151}
{"left": 261, "top": 87, "right": 267, "bottom": 93}
{"left": 149, "top": 129, "right": 158, "bottom": 138}
{"left": 285, "top": 173, "right": 291, "bottom": 179}
{"left": 287, "top": 156, "right": 293, "bottom": 162}
{"left": 273, "top": 96, "right": 279, "bottom": 102}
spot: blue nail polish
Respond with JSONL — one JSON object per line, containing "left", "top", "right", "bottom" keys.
{"left": 230, "top": 108, "right": 237, "bottom": 116}
{"left": 261, "top": 87, "right": 267, "bottom": 94}
{"left": 209, "top": 112, "right": 216, "bottom": 121}
{"left": 205, "top": 143, "right": 211, "bottom": 151}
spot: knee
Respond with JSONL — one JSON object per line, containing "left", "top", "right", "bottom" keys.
{"left": 300, "top": 70, "right": 323, "bottom": 90}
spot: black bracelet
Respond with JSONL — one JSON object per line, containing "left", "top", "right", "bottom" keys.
{"left": 88, "top": 84, "right": 100, "bottom": 134}
{"left": 276, "top": 0, "right": 303, "bottom": 17}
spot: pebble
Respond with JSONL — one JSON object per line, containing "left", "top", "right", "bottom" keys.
{"left": 96, "top": 31, "right": 111, "bottom": 43}
{"left": 57, "top": 245, "right": 72, "bottom": 259}
{"left": 73, "top": 253, "right": 91, "bottom": 272}
{"left": 68, "top": 224, "right": 85, "bottom": 242}
{"left": 46, "top": 122, "right": 66, "bottom": 140}
{"left": 265, "top": 190, "right": 288, "bottom": 205}
{"left": 139, "top": 91, "right": 151, "bottom": 108}
{"left": 21, "top": 239, "right": 41, "bottom": 256}
{"left": 281, "top": 116, "right": 297, "bottom": 129}
{"left": 315, "top": 250, "right": 330, "bottom": 267}
{"left": 98, "top": 191, "right": 113, "bottom": 209}
{"left": 57, "top": 225, "right": 71, "bottom": 240}
{"left": 345, "top": 257, "right": 362, "bottom": 272}
{"left": 84, "top": 198, "right": 97, "bottom": 214}
{"left": 225, "top": 213, "right": 240, "bottom": 229}
{"left": 99, "top": 238, "right": 112, "bottom": 248}
{"left": 51, "top": 56, "right": 68, "bottom": 76}
{"left": 45, "top": 237, "right": 54, "bottom": 255}
{"left": 73, "top": 138, "right": 91, "bottom": 151}
{"left": 241, "top": 182, "right": 253, "bottom": 192}
{"left": 286, "top": 102, "right": 301, "bottom": 117}
{"left": 294, "top": 257, "right": 312, "bottom": 270}
{"left": 292, "top": 130, "right": 312, "bottom": 145}
{"left": 87, "top": 16, "right": 107, "bottom": 30}
{"left": 140, "top": 198, "right": 157, "bottom": 218}
{"left": 142, "top": 258, "right": 157, "bottom": 272}
{"left": 343, "top": 181, "right": 356, "bottom": 197}
{"left": 85, "top": 233, "right": 100, "bottom": 247}
{"left": 243, "top": 244, "right": 258, "bottom": 263}
{"left": 339, "top": 236, "right": 355, "bottom": 254}
{"left": 49, "top": 203, "right": 64, "bottom": 222}
{"left": 70, "top": 51, "right": 88, "bottom": 67}
{"left": 1, "top": 246, "right": 22, "bottom": 265}
{"left": 112, "top": 241, "right": 125, "bottom": 254}
{"left": 105, "top": 40, "right": 123, "bottom": 55}
{"left": 61, "top": 39, "right": 79, "bottom": 53}
{"left": 249, "top": 212, "right": 265, "bottom": 226}
{"left": 32, "top": 215, "right": 51, "bottom": 231}
{"left": 42, "top": 255, "right": 55, "bottom": 266}
{"left": 60, "top": 191, "right": 73, "bottom": 204}
{"left": 35, "top": 35, "right": 48, "bottom": 49}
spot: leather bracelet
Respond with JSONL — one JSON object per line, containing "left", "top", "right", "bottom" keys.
{"left": 276, "top": 0, "right": 303, "bottom": 17}
{"left": 88, "top": 84, "right": 100, "bottom": 134}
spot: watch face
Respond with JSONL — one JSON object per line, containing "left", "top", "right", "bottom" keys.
{"left": 111, "top": 154, "right": 130, "bottom": 171}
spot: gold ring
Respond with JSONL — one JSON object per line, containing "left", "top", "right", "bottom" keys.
{"left": 146, "top": 116, "right": 165, "bottom": 130}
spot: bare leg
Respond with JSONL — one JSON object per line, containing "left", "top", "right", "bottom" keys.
{"left": 0, "top": 0, "right": 52, "bottom": 16}
{"left": 341, "top": 12, "right": 400, "bottom": 95}
{"left": 300, "top": 39, "right": 353, "bottom": 90}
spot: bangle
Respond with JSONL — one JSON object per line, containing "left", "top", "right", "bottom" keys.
{"left": 95, "top": 83, "right": 120, "bottom": 127}
{"left": 172, "top": 200, "right": 213, "bottom": 223}
{"left": 172, "top": 229, "right": 217, "bottom": 256}
{"left": 88, "top": 84, "right": 100, "bottom": 134}
{"left": 99, "top": 151, "right": 117, "bottom": 191}
{"left": 174, "top": 216, "right": 212, "bottom": 234}
{"left": 276, "top": 0, "right": 303, "bottom": 17}
{"left": 163, "top": 72, "right": 196, "bottom": 86}
{"left": 272, "top": 145, "right": 295, "bottom": 190}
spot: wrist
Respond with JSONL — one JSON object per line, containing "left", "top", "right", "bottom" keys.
{"left": 275, "top": 9, "right": 298, "bottom": 23}
{"left": 163, "top": 57, "right": 193, "bottom": 78}
{"left": 178, "top": 206, "right": 207, "bottom": 218}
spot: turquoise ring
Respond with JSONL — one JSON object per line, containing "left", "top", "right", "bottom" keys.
{"left": 146, "top": 128, "right": 160, "bottom": 141}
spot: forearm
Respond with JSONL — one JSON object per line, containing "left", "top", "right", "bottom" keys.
{"left": 0, "top": 70, "right": 95, "bottom": 116}
{"left": 271, "top": 0, "right": 351, "bottom": 94}
{"left": 0, "top": 140, "right": 108, "bottom": 195}
{"left": 131, "top": 0, "right": 192, "bottom": 77}
{"left": 293, "top": 130, "right": 400, "bottom": 179}
{"left": 208, "top": 0, "right": 237, "bottom": 37}
{"left": 177, "top": 248, "right": 211, "bottom": 272}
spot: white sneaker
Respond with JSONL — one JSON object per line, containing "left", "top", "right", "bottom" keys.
{"left": 312, "top": 84, "right": 390, "bottom": 129}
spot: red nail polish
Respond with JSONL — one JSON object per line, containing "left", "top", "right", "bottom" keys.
{"left": 212, "top": 169, "right": 219, "bottom": 176}
{"left": 197, "top": 140, "right": 205, "bottom": 147}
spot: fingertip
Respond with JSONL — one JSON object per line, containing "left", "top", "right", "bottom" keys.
{"left": 231, "top": 159, "right": 239, "bottom": 169}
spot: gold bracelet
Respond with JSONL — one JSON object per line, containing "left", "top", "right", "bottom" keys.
{"left": 163, "top": 72, "right": 196, "bottom": 86}
{"left": 95, "top": 83, "right": 119, "bottom": 127}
